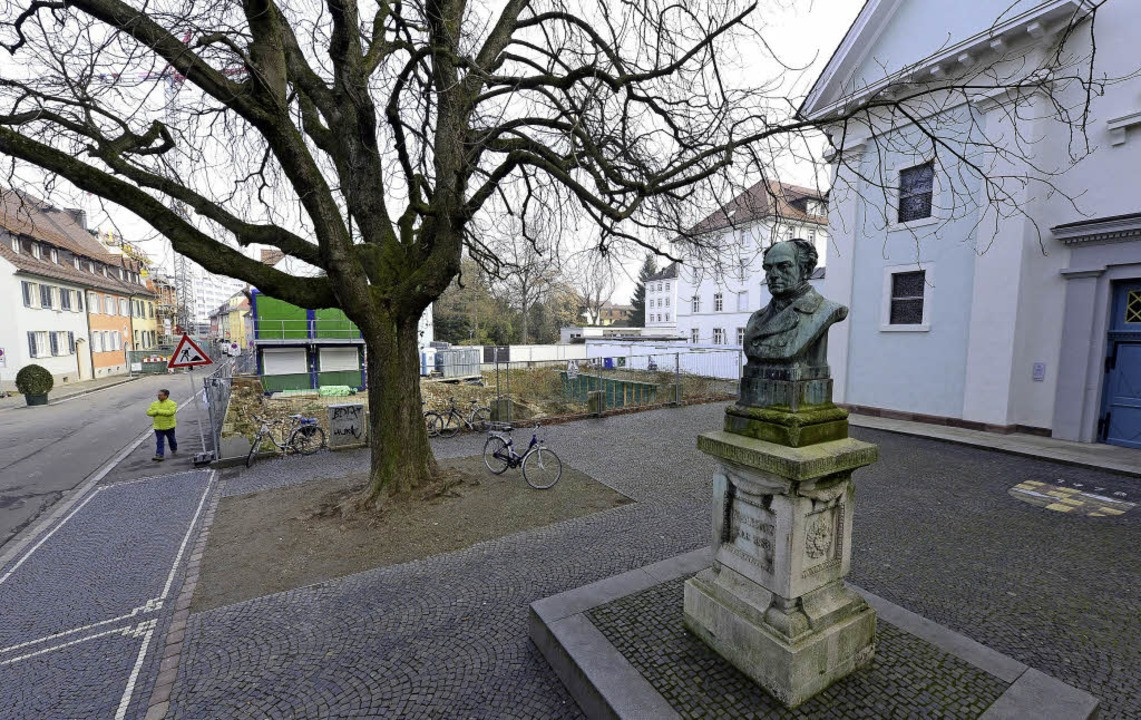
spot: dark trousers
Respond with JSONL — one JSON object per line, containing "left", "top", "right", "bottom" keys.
{"left": 154, "top": 428, "right": 178, "bottom": 456}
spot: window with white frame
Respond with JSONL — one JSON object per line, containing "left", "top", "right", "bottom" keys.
{"left": 736, "top": 327, "right": 745, "bottom": 346}
{"left": 879, "top": 265, "right": 934, "bottom": 331}
{"left": 31, "top": 243, "right": 41, "bottom": 259}
{"left": 88, "top": 292, "right": 99, "bottom": 312}
{"left": 712, "top": 328, "right": 725, "bottom": 344}
{"left": 889, "top": 271, "right": 925, "bottom": 324}
{"left": 61, "top": 288, "right": 72, "bottom": 311}
{"left": 39, "top": 284, "right": 53, "bottom": 309}
{"left": 21, "top": 281, "right": 37, "bottom": 308}
{"left": 105, "top": 296, "right": 115, "bottom": 315}
{"left": 692, "top": 296, "right": 701, "bottom": 313}
{"left": 664, "top": 312, "right": 670, "bottom": 322}
{"left": 665, "top": 297, "right": 670, "bottom": 307}
{"left": 691, "top": 328, "right": 700, "bottom": 343}
{"left": 898, "top": 161, "right": 934, "bottom": 223}
{"left": 93, "top": 332, "right": 104, "bottom": 352}
{"left": 713, "top": 293, "right": 723, "bottom": 312}
{"left": 119, "top": 298, "right": 128, "bottom": 316}
{"left": 665, "top": 282, "right": 670, "bottom": 291}
{"left": 49, "top": 332, "right": 61, "bottom": 356}
{"left": 736, "top": 291, "right": 748, "bottom": 312}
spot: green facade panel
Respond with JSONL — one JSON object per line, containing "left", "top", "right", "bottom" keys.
{"left": 255, "top": 295, "right": 309, "bottom": 339}
{"left": 261, "top": 372, "right": 313, "bottom": 392}
{"left": 318, "top": 370, "right": 363, "bottom": 388}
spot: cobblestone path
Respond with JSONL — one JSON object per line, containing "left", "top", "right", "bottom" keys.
{"left": 0, "top": 470, "right": 213, "bottom": 720}
{"left": 171, "top": 404, "right": 1140, "bottom": 719}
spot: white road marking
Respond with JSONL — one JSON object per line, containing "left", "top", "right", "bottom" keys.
{"left": 0, "top": 623, "right": 128, "bottom": 666}
{"left": 115, "top": 619, "right": 159, "bottom": 720}
{"left": 0, "top": 601, "right": 158, "bottom": 656}
{"left": 0, "top": 488, "right": 104, "bottom": 585}
{"left": 160, "top": 472, "right": 213, "bottom": 600}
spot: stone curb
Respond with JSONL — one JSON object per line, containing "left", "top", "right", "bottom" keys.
{"left": 143, "top": 475, "right": 225, "bottom": 720}
{"left": 0, "top": 376, "right": 140, "bottom": 412}
{"left": 530, "top": 549, "right": 1100, "bottom": 720}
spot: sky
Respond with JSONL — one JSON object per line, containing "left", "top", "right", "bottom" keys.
{"left": 4, "top": 0, "right": 867, "bottom": 307}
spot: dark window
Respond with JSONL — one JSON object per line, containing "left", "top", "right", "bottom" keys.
{"left": 27, "top": 331, "right": 37, "bottom": 358}
{"left": 898, "top": 162, "right": 934, "bottom": 223}
{"left": 889, "top": 271, "right": 926, "bottom": 325}
{"left": 77, "top": 292, "right": 84, "bottom": 311}
{"left": 40, "top": 284, "right": 53, "bottom": 309}
{"left": 68, "top": 331, "right": 76, "bottom": 354}
{"left": 61, "top": 289, "right": 72, "bottom": 311}
{"left": 22, "top": 281, "right": 34, "bottom": 307}
{"left": 49, "top": 332, "right": 59, "bottom": 356}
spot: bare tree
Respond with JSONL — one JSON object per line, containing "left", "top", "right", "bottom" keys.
{"left": 0, "top": 0, "right": 1109, "bottom": 505}
{"left": 566, "top": 253, "right": 616, "bottom": 326}
{"left": 494, "top": 240, "right": 556, "bottom": 345}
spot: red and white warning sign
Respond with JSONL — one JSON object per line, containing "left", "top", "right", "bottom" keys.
{"left": 167, "top": 334, "right": 213, "bottom": 369}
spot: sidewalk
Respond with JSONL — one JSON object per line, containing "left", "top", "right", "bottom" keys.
{"left": 0, "top": 374, "right": 139, "bottom": 411}
{"left": 848, "top": 413, "right": 1141, "bottom": 477}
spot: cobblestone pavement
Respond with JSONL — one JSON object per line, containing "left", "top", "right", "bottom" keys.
{"left": 0, "top": 470, "right": 213, "bottom": 720}
{"left": 170, "top": 403, "right": 1140, "bottom": 719}
{"left": 588, "top": 577, "right": 1009, "bottom": 719}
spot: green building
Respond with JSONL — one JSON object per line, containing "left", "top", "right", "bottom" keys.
{"left": 251, "top": 289, "right": 365, "bottom": 392}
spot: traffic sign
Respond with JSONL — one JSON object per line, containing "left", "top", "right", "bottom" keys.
{"left": 167, "top": 334, "right": 213, "bottom": 369}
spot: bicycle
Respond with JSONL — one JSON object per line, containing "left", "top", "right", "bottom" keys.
{"left": 246, "top": 413, "right": 326, "bottom": 468}
{"left": 482, "top": 422, "right": 563, "bottom": 489}
{"left": 423, "top": 401, "right": 442, "bottom": 438}
{"left": 436, "top": 397, "right": 492, "bottom": 438}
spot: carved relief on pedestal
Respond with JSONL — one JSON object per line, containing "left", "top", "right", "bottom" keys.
{"left": 801, "top": 506, "right": 843, "bottom": 579}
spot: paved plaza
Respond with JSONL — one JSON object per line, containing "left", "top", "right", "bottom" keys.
{"left": 0, "top": 402, "right": 1137, "bottom": 718}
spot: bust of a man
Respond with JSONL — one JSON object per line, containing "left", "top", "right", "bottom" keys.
{"left": 743, "top": 239, "right": 848, "bottom": 371}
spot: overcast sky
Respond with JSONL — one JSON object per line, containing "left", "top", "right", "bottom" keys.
{"left": 8, "top": 0, "right": 866, "bottom": 307}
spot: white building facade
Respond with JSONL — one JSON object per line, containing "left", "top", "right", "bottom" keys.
{"left": 1, "top": 265, "right": 91, "bottom": 387}
{"left": 804, "top": 0, "right": 1141, "bottom": 447}
{"left": 674, "top": 181, "right": 830, "bottom": 348}
{"left": 643, "top": 263, "right": 678, "bottom": 332}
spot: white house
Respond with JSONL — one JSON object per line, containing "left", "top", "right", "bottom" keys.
{"left": 644, "top": 263, "right": 679, "bottom": 332}
{"left": 674, "top": 181, "right": 830, "bottom": 347}
{"left": 803, "top": 0, "right": 1141, "bottom": 448}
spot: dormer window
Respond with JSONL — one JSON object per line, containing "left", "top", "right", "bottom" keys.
{"left": 31, "top": 243, "right": 41, "bottom": 259}
{"left": 51, "top": 248, "right": 58, "bottom": 263}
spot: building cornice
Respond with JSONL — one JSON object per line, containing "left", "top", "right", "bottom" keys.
{"left": 802, "top": 0, "right": 1096, "bottom": 122}
{"left": 1052, "top": 213, "right": 1141, "bottom": 247}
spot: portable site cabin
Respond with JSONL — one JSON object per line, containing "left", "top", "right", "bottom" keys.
{"left": 251, "top": 290, "right": 365, "bottom": 392}
{"left": 250, "top": 290, "right": 435, "bottom": 392}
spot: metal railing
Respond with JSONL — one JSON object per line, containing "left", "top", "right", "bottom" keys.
{"left": 253, "top": 318, "right": 362, "bottom": 341}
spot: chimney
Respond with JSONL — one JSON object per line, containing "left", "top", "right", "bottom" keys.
{"left": 64, "top": 207, "right": 88, "bottom": 230}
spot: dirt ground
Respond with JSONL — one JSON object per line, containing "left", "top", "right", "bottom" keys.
{"left": 192, "top": 456, "right": 633, "bottom": 612}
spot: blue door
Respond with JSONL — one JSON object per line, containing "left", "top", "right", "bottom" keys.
{"left": 1102, "top": 282, "right": 1141, "bottom": 448}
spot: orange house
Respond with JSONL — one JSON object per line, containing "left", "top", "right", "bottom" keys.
{"left": 86, "top": 290, "right": 133, "bottom": 376}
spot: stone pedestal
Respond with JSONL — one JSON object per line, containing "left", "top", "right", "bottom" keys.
{"left": 683, "top": 429, "right": 878, "bottom": 707}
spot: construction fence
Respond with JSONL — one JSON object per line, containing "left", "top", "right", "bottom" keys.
{"left": 483, "top": 348, "right": 743, "bottom": 423}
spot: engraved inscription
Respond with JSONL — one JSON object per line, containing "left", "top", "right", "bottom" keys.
{"left": 726, "top": 506, "right": 775, "bottom": 573}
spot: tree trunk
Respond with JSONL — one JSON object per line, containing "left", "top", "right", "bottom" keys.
{"left": 361, "top": 312, "right": 435, "bottom": 506}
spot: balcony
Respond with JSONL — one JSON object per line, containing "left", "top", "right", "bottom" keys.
{"left": 253, "top": 318, "right": 363, "bottom": 344}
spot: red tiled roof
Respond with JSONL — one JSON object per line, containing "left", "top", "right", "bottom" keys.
{"left": 0, "top": 190, "right": 153, "bottom": 296}
{"left": 682, "top": 180, "right": 828, "bottom": 237}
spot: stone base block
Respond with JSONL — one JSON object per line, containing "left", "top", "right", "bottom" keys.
{"left": 724, "top": 403, "right": 850, "bottom": 447}
{"left": 683, "top": 571, "right": 876, "bottom": 708}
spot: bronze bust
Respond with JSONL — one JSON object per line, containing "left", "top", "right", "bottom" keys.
{"left": 743, "top": 239, "right": 847, "bottom": 370}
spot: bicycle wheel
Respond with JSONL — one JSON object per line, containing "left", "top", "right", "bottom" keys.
{"left": 290, "top": 425, "right": 325, "bottom": 455}
{"left": 438, "top": 411, "right": 460, "bottom": 438}
{"left": 472, "top": 407, "right": 491, "bottom": 432}
{"left": 425, "top": 412, "right": 442, "bottom": 438}
{"left": 483, "top": 436, "right": 511, "bottom": 475}
{"left": 245, "top": 433, "right": 263, "bottom": 468}
{"left": 522, "top": 447, "right": 562, "bottom": 489}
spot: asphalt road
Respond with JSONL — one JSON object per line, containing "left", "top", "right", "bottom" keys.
{"left": 0, "top": 374, "right": 194, "bottom": 549}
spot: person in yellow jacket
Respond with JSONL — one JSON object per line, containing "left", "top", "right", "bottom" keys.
{"left": 147, "top": 389, "right": 178, "bottom": 461}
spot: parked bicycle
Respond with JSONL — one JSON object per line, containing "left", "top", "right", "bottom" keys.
{"left": 423, "top": 401, "right": 442, "bottom": 438}
{"left": 246, "top": 414, "right": 326, "bottom": 468}
{"left": 482, "top": 422, "right": 563, "bottom": 489}
{"left": 432, "top": 397, "right": 492, "bottom": 438}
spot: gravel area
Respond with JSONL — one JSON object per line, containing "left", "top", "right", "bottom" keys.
{"left": 169, "top": 403, "right": 1139, "bottom": 719}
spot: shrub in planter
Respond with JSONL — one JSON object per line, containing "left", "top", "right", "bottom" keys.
{"left": 16, "top": 364, "right": 53, "bottom": 406}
